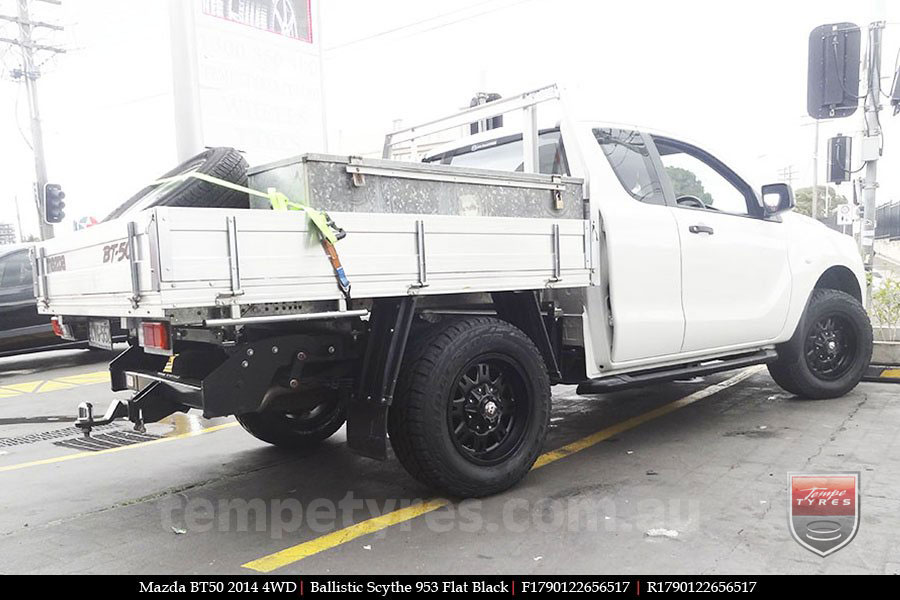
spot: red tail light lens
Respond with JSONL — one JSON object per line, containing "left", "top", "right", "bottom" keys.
{"left": 141, "top": 322, "right": 170, "bottom": 351}
{"left": 51, "top": 316, "right": 64, "bottom": 337}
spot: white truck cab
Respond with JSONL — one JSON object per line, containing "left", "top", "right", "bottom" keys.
{"left": 423, "top": 120, "right": 868, "bottom": 380}
{"left": 36, "top": 85, "right": 872, "bottom": 497}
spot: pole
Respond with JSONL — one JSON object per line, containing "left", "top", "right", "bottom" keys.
{"left": 812, "top": 119, "right": 820, "bottom": 220}
{"left": 14, "top": 195, "right": 25, "bottom": 243}
{"left": 315, "top": 0, "right": 329, "bottom": 153}
{"left": 168, "top": 0, "right": 204, "bottom": 161}
{"left": 860, "top": 22, "right": 884, "bottom": 309}
{"left": 16, "top": 0, "right": 53, "bottom": 240}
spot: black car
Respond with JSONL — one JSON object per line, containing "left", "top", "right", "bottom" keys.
{"left": 0, "top": 245, "right": 123, "bottom": 357}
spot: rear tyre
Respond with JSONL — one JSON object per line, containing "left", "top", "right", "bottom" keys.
{"left": 767, "top": 289, "right": 872, "bottom": 399}
{"left": 105, "top": 147, "right": 249, "bottom": 220}
{"left": 388, "top": 317, "right": 551, "bottom": 497}
{"left": 236, "top": 392, "right": 346, "bottom": 450}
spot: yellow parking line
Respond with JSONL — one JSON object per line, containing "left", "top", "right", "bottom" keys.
{"left": 0, "top": 422, "right": 240, "bottom": 473}
{"left": 54, "top": 372, "right": 111, "bottom": 385}
{"left": 243, "top": 499, "right": 451, "bottom": 573}
{"left": 0, "top": 370, "right": 109, "bottom": 398}
{"left": 243, "top": 365, "right": 764, "bottom": 572}
{"left": 881, "top": 368, "right": 900, "bottom": 378}
{"left": 35, "top": 381, "right": 77, "bottom": 393}
{"left": 1, "top": 381, "right": 44, "bottom": 394}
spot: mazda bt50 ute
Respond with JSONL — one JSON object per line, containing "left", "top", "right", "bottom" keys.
{"left": 31, "top": 85, "right": 872, "bottom": 497}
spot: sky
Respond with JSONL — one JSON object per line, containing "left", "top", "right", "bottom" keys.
{"left": 1, "top": 0, "right": 897, "bottom": 239}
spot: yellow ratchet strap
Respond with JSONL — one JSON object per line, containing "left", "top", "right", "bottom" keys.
{"left": 152, "top": 172, "right": 340, "bottom": 245}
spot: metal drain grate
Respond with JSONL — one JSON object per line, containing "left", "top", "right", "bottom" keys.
{"left": 53, "top": 429, "right": 161, "bottom": 452}
{"left": 0, "top": 423, "right": 121, "bottom": 448}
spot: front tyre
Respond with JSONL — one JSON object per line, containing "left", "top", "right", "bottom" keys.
{"left": 388, "top": 317, "right": 551, "bottom": 497}
{"left": 768, "top": 289, "right": 873, "bottom": 399}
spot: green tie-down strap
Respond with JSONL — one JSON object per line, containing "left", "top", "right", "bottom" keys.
{"left": 153, "top": 172, "right": 341, "bottom": 245}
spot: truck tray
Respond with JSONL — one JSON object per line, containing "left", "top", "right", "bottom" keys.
{"left": 34, "top": 155, "right": 592, "bottom": 323}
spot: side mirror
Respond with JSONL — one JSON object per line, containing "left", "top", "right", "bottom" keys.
{"left": 761, "top": 183, "right": 795, "bottom": 216}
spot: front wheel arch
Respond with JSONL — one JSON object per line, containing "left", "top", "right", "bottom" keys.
{"left": 814, "top": 265, "right": 862, "bottom": 303}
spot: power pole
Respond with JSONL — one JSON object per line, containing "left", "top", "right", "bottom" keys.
{"left": 811, "top": 119, "right": 820, "bottom": 221}
{"left": 860, "top": 21, "right": 884, "bottom": 309}
{"left": 778, "top": 165, "right": 796, "bottom": 188}
{"left": 14, "top": 195, "right": 25, "bottom": 242}
{"left": 0, "top": 0, "right": 66, "bottom": 240}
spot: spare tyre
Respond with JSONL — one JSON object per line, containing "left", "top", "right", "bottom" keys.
{"left": 104, "top": 147, "right": 250, "bottom": 221}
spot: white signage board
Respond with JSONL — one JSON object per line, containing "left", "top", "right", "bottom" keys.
{"left": 190, "top": 0, "right": 325, "bottom": 164}
{"left": 836, "top": 204, "right": 854, "bottom": 226}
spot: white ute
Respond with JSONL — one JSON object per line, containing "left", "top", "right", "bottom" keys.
{"left": 34, "top": 85, "right": 873, "bottom": 497}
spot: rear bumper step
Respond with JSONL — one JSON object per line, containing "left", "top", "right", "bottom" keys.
{"left": 576, "top": 349, "right": 777, "bottom": 394}
{"left": 109, "top": 333, "right": 350, "bottom": 423}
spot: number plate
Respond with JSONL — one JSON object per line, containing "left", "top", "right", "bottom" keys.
{"left": 88, "top": 319, "right": 113, "bottom": 351}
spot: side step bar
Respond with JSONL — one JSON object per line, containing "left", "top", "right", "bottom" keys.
{"left": 576, "top": 349, "right": 777, "bottom": 394}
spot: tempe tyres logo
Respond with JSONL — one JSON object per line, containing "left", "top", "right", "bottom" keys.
{"left": 788, "top": 472, "right": 859, "bottom": 556}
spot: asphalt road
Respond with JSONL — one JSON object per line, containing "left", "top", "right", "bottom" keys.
{"left": 0, "top": 348, "right": 898, "bottom": 575}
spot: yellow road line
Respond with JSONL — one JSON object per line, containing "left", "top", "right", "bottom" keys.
{"left": 2, "top": 381, "right": 43, "bottom": 393}
{"left": 243, "top": 365, "right": 763, "bottom": 572}
{"left": 0, "top": 370, "right": 109, "bottom": 398}
{"left": 0, "top": 422, "right": 240, "bottom": 473}
{"left": 55, "top": 372, "right": 111, "bottom": 385}
{"left": 880, "top": 368, "right": 900, "bottom": 378}
{"left": 243, "top": 499, "right": 451, "bottom": 573}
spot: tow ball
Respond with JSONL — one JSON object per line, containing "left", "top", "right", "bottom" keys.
{"left": 75, "top": 399, "right": 142, "bottom": 437}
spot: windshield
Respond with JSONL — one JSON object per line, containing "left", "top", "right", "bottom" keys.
{"left": 426, "top": 130, "right": 568, "bottom": 175}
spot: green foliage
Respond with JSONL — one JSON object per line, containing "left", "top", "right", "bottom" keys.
{"left": 793, "top": 186, "right": 848, "bottom": 219}
{"left": 872, "top": 277, "right": 900, "bottom": 341}
{"left": 665, "top": 166, "right": 713, "bottom": 206}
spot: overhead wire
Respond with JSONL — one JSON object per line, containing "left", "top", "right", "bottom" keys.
{"left": 325, "top": 0, "right": 535, "bottom": 52}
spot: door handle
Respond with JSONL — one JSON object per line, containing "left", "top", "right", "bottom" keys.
{"left": 689, "top": 224, "right": 714, "bottom": 235}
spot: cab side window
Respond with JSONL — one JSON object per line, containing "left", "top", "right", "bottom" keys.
{"left": 654, "top": 137, "right": 758, "bottom": 217}
{"left": 593, "top": 128, "right": 666, "bottom": 206}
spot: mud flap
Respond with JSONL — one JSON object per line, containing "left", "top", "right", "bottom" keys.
{"left": 492, "top": 290, "right": 561, "bottom": 382}
{"left": 348, "top": 297, "right": 417, "bottom": 460}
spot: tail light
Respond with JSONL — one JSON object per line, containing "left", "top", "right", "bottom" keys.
{"left": 141, "top": 322, "right": 171, "bottom": 352}
{"left": 51, "top": 316, "right": 64, "bottom": 337}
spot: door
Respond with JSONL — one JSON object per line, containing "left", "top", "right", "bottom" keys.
{"left": 653, "top": 136, "right": 791, "bottom": 352}
{"left": 589, "top": 128, "right": 685, "bottom": 362}
{"left": 0, "top": 249, "right": 48, "bottom": 352}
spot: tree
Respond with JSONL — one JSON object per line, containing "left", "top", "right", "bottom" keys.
{"left": 793, "top": 186, "right": 848, "bottom": 219}
{"left": 665, "top": 166, "right": 713, "bottom": 206}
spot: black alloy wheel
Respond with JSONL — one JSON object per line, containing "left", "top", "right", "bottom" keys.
{"left": 804, "top": 315, "right": 858, "bottom": 381}
{"left": 448, "top": 355, "right": 531, "bottom": 466}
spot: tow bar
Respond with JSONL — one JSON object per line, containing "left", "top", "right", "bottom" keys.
{"left": 75, "top": 399, "right": 135, "bottom": 437}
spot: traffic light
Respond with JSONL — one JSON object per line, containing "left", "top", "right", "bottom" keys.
{"left": 807, "top": 23, "right": 861, "bottom": 120}
{"left": 826, "top": 134, "right": 852, "bottom": 184}
{"left": 44, "top": 183, "right": 66, "bottom": 224}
